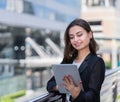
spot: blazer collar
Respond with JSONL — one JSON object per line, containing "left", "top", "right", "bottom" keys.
{"left": 78, "top": 53, "right": 93, "bottom": 74}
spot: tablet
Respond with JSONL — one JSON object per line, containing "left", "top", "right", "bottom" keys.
{"left": 52, "top": 64, "right": 83, "bottom": 94}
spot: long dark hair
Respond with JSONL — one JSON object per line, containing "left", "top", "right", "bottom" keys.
{"left": 63, "top": 18, "right": 99, "bottom": 63}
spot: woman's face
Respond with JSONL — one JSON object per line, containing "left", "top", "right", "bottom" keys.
{"left": 69, "top": 25, "right": 92, "bottom": 51}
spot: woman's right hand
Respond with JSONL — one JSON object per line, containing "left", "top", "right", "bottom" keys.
{"left": 62, "top": 75, "right": 82, "bottom": 99}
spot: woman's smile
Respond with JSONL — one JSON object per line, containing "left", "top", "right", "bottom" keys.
{"left": 73, "top": 42, "right": 82, "bottom": 48}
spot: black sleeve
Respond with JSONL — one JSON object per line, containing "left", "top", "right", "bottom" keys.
{"left": 72, "top": 58, "right": 105, "bottom": 102}
{"left": 46, "top": 60, "right": 65, "bottom": 92}
{"left": 46, "top": 76, "right": 57, "bottom": 92}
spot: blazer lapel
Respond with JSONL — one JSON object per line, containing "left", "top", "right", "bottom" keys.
{"left": 78, "top": 53, "right": 92, "bottom": 74}
{"left": 79, "top": 61, "right": 88, "bottom": 74}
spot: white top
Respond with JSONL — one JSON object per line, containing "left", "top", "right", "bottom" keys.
{"left": 73, "top": 60, "right": 83, "bottom": 69}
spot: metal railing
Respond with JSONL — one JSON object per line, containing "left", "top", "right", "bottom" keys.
{"left": 100, "top": 68, "right": 120, "bottom": 102}
{"left": 28, "top": 67, "right": 120, "bottom": 102}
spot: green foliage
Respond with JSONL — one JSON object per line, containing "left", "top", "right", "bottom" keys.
{"left": 0, "top": 97, "right": 13, "bottom": 102}
{"left": 105, "top": 62, "right": 112, "bottom": 69}
{"left": 0, "top": 90, "right": 26, "bottom": 102}
{"left": 117, "top": 95, "right": 120, "bottom": 99}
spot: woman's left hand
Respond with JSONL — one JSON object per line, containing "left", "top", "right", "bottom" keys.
{"left": 62, "top": 75, "right": 82, "bottom": 99}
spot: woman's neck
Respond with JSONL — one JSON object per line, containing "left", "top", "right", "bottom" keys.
{"left": 75, "top": 50, "right": 90, "bottom": 63}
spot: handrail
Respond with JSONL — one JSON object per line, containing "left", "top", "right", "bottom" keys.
{"left": 27, "top": 92, "right": 63, "bottom": 102}
{"left": 105, "top": 67, "right": 120, "bottom": 76}
{"left": 28, "top": 93, "right": 54, "bottom": 102}
{"left": 100, "top": 68, "right": 120, "bottom": 102}
{"left": 28, "top": 67, "right": 120, "bottom": 102}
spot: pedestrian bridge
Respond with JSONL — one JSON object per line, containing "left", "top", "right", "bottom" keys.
{"left": 28, "top": 67, "right": 120, "bottom": 102}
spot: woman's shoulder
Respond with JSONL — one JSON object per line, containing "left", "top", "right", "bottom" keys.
{"left": 88, "top": 53, "right": 105, "bottom": 64}
{"left": 91, "top": 54, "right": 104, "bottom": 60}
{"left": 96, "top": 54, "right": 105, "bottom": 62}
{"left": 91, "top": 54, "right": 105, "bottom": 67}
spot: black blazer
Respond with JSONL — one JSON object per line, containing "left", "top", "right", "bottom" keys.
{"left": 47, "top": 53, "right": 105, "bottom": 102}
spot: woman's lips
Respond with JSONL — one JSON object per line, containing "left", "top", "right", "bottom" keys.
{"left": 74, "top": 43, "right": 81, "bottom": 47}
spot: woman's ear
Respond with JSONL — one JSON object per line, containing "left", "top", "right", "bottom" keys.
{"left": 89, "top": 31, "right": 93, "bottom": 39}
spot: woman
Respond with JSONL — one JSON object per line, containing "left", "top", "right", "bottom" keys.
{"left": 47, "top": 18, "right": 105, "bottom": 102}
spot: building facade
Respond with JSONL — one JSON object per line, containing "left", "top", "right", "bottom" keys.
{"left": 81, "top": 0, "right": 120, "bottom": 68}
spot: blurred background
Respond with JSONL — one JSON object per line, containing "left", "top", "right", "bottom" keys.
{"left": 0, "top": 0, "right": 120, "bottom": 102}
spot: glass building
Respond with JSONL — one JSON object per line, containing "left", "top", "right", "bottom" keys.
{"left": 0, "top": 0, "right": 81, "bottom": 59}
{"left": 0, "top": 0, "right": 81, "bottom": 97}
{"left": 81, "top": 0, "right": 120, "bottom": 69}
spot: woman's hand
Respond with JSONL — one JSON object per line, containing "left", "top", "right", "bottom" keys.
{"left": 62, "top": 75, "right": 82, "bottom": 99}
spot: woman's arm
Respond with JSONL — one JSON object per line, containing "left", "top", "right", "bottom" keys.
{"left": 46, "top": 76, "right": 57, "bottom": 92}
{"left": 72, "top": 58, "right": 105, "bottom": 102}
{"left": 47, "top": 60, "right": 65, "bottom": 92}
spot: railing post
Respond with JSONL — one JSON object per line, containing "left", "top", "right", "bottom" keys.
{"left": 112, "top": 80, "right": 117, "bottom": 102}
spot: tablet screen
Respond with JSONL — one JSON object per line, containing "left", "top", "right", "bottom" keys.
{"left": 52, "top": 64, "right": 83, "bottom": 94}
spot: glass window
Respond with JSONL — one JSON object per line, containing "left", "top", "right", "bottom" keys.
{"left": 85, "top": 0, "right": 100, "bottom": 6}
{"left": 0, "top": 0, "right": 6, "bottom": 9}
{"left": 32, "top": 3, "right": 56, "bottom": 20}
{"left": 23, "top": 0, "right": 34, "bottom": 14}
{"left": 30, "top": 0, "right": 79, "bottom": 22}
{"left": 54, "top": 0, "right": 80, "bottom": 7}
{"left": 55, "top": 12, "right": 65, "bottom": 22}
{"left": 85, "top": 0, "right": 116, "bottom": 7}
{"left": 32, "top": 3, "right": 44, "bottom": 17}
{"left": 0, "top": 25, "right": 13, "bottom": 58}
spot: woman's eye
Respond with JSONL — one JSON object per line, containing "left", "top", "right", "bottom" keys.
{"left": 69, "top": 36, "right": 74, "bottom": 39}
{"left": 77, "top": 34, "right": 83, "bottom": 37}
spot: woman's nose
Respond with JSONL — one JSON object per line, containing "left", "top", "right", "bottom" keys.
{"left": 74, "top": 36, "right": 79, "bottom": 41}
